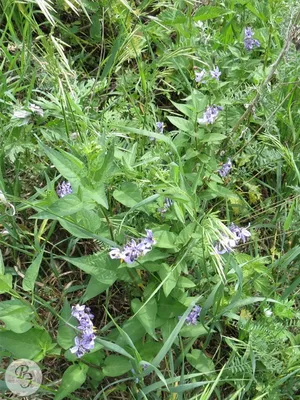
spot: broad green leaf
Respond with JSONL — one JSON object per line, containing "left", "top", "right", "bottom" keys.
{"left": 0, "top": 328, "right": 53, "bottom": 360}
{"left": 194, "top": 6, "right": 232, "bottom": 21}
{"left": 62, "top": 253, "right": 118, "bottom": 284}
{"left": 177, "top": 276, "right": 196, "bottom": 289}
{"left": 82, "top": 276, "right": 111, "bottom": 303}
{"left": 54, "top": 363, "right": 89, "bottom": 400}
{"left": 57, "top": 300, "right": 76, "bottom": 350}
{"left": 40, "top": 143, "right": 84, "bottom": 185}
{"left": 158, "top": 264, "right": 180, "bottom": 297}
{"left": 199, "top": 133, "right": 226, "bottom": 143}
{"left": 113, "top": 182, "right": 143, "bottom": 208}
{"left": 84, "top": 184, "right": 108, "bottom": 209}
{"left": 180, "top": 324, "right": 208, "bottom": 338}
{"left": 22, "top": 248, "right": 44, "bottom": 292}
{"left": 131, "top": 298, "right": 157, "bottom": 340}
{"left": 167, "top": 116, "right": 193, "bottom": 133}
{"left": 0, "top": 300, "right": 33, "bottom": 333}
{"left": 154, "top": 230, "right": 178, "bottom": 249}
{"left": 34, "top": 195, "right": 84, "bottom": 219}
{"left": 0, "top": 274, "right": 12, "bottom": 294}
{"left": 102, "top": 355, "right": 131, "bottom": 377}
{"left": 186, "top": 349, "right": 215, "bottom": 374}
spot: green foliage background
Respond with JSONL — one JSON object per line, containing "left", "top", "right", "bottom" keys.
{"left": 0, "top": 0, "right": 299, "bottom": 399}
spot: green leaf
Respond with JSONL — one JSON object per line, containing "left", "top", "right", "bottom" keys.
{"left": 167, "top": 116, "right": 193, "bottom": 133}
{"left": 22, "top": 249, "right": 44, "bottom": 292}
{"left": 82, "top": 276, "right": 111, "bottom": 303}
{"left": 154, "top": 230, "right": 178, "bottom": 249}
{"left": 54, "top": 363, "right": 89, "bottom": 400}
{"left": 57, "top": 300, "right": 76, "bottom": 350}
{"left": 0, "top": 328, "right": 53, "bottom": 360}
{"left": 40, "top": 143, "right": 84, "bottom": 185}
{"left": 62, "top": 252, "right": 118, "bottom": 284}
{"left": 186, "top": 349, "right": 215, "bottom": 374}
{"left": 113, "top": 182, "right": 143, "bottom": 208}
{"left": 34, "top": 195, "right": 84, "bottom": 219}
{"left": 199, "top": 133, "right": 226, "bottom": 143}
{"left": 284, "top": 200, "right": 296, "bottom": 231}
{"left": 0, "top": 300, "right": 33, "bottom": 333}
{"left": 180, "top": 324, "right": 208, "bottom": 338}
{"left": 131, "top": 298, "right": 157, "bottom": 340}
{"left": 84, "top": 184, "right": 108, "bottom": 209}
{"left": 158, "top": 264, "right": 179, "bottom": 297}
{"left": 102, "top": 355, "right": 132, "bottom": 377}
{"left": 177, "top": 276, "right": 196, "bottom": 289}
{"left": 0, "top": 274, "right": 12, "bottom": 294}
{"left": 194, "top": 6, "right": 232, "bottom": 21}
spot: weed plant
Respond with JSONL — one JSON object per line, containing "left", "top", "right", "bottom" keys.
{"left": 0, "top": 0, "right": 299, "bottom": 399}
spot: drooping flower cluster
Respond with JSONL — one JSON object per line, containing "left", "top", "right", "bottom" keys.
{"left": 214, "top": 223, "right": 251, "bottom": 254}
{"left": 70, "top": 304, "right": 96, "bottom": 358}
{"left": 198, "top": 105, "right": 223, "bottom": 125}
{"left": 109, "top": 229, "right": 156, "bottom": 264}
{"left": 218, "top": 158, "right": 232, "bottom": 178}
{"left": 56, "top": 181, "right": 73, "bottom": 198}
{"left": 244, "top": 27, "right": 260, "bottom": 51}
{"left": 180, "top": 305, "right": 202, "bottom": 325}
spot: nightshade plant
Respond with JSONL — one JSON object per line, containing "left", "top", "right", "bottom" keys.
{"left": 0, "top": 0, "right": 299, "bottom": 399}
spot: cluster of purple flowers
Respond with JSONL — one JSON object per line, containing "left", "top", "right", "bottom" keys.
{"left": 181, "top": 305, "right": 202, "bottom": 325}
{"left": 56, "top": 181, "right": 73, "bottom": 198}
{"left": 70, "top": 304, "right": 96, "bottom": 358}
{"left": 214, "top": 223, "right": 251, "bottom": 255}
{"left": 195, "top": 66, "right": 221, "bottom": 83}
{"left": 244, "top": 27, "right": 260, "bottom": 51}
{"left": 109, "top": 229, "right": 156, "bottom": 264}
{"left": 218, "top": 158, "right": 232, "bottom": 178}
{"left": 198, "top": 105, "right": 223, "bottom": 125}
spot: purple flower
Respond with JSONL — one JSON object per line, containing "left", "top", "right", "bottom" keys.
{"left": 210, "top": 66, "right": 221, "bottom": 80}
{"left": 244, "top": 27, "right": 260, "bottom": 50}
{"left": 195, "top": 69, "right": 206, "bottom": 83}
{"left": 56, "top": 181, "right": 72, "bottom": 198}
{"left": 156, "top": 122, "right": 164, "bottom": 134}
{"left": 109, "top": 229, "right": 156, "bottom": 264}
{"left": 218, "top": 158, "right": 232, "bottom": 178}
{"left": 229, "top": 223, "right": 251, "bottom": 244}
{"left": 70, "top": 304, "right": 95, "bottom": 358}
{"left": 198, "top": 105, "right": 223, "bottom": 125}
{"left": 214, "top": 236, "right": 237, "bottom": 254}
{"left": 122, "top": 240, "right": 142, "bottom": 264}
{"left": 183, "top": 305, "right": 202, "bottom": 325}
{"left": 245, "top": 27, "right": 254, "bottom": 38}
{"left": 213, "top": 224, "right": 251, "bottom": 255}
